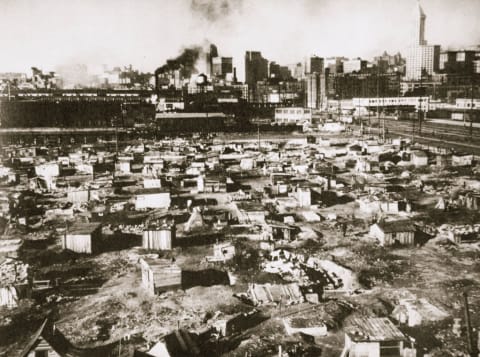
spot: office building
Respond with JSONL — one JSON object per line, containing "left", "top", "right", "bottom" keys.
{"left": 328, "top": 73, "right": 401, "bottom": 99}
{"left": 245, "top": 51, "right": 268, "bottom": 87}
{"left": 212, "top": 57, "right": 233, "bottom": 79}
{"left": 325, "top": 57, "right": 345, "bottom": 75}
{"left": 288, "top": 63, "right": 305, "bottom": 80}
{"left": 269, "top": 62, "right": 291, "bottom": 81}
{"left": 306, "top": 73, "right": 326, "bottom": 109}
{"left": 343, "top": 59, "right": 367, "bottom": 74}
{"left": 406, "top": 45, "right": 440, "bottom": 80}
{"left": 405, "top": 2, "right": 440, "bottom": 80}
{"left": 439, "top": 50, "right": 479, "bottom": 75}
{"left": 307, "top": 56, "right": 324, "bottom": 74}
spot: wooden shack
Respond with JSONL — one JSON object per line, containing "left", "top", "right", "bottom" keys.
{"left": 135, "top": 190, "right": 171, "bottom": 210}
{"left": 369, "top": 219, "right": 416, "bottom": 246}
{"left": 139, "top": 258, "right": 181, "bottom": 295}
{"left": 234, "top": 202, "right": 266, "bottom": 224}
{"left": 63, "top": 222, "right": 102, "bottom": 254}
{"left": 140, "top": 329, "right": 201, "bottom": 357}
{"left": 19, "top": 319, "right": 60, "bottom": 357}
{"left": 341, "top": 317, "right": 415, "bottom": 357}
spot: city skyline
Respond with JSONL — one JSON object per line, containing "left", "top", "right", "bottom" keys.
{"left": 0, "top": 0, "right": 479, "bottom": 81}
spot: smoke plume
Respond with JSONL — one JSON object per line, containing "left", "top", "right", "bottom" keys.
{"left": 154, "top": 46, "right": 203, "bottom": 78}
{"left": 190, "top": 0, "right": 238, "bottom": 22}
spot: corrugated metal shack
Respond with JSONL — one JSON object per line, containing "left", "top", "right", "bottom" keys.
{"left": 63, "top": 222, "right": 102, "bottom": 254}
{"left": 143, "top": 224, "right": 176, "bottom": 251}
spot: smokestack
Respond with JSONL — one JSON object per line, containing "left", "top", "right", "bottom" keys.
{"left": 233, "top": 67, "right": 237, "bottom": 83}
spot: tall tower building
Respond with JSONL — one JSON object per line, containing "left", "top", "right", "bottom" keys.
{"left": 306, "top": 73, "right": 326, "bottom": 109}
{"left": 416, "top": 2, "right": 427, "bottom": 46}
{"left": 307, "top": 56, "right": 324, "bottom": 74}
{"left": 406, "top": 1, "right": 440, "bottom": 80}
{"left": 245, "top": 51, "right": 268, "bottom": 87}
{"left": 212, "top": 57, "right": 233, "bottom": 79}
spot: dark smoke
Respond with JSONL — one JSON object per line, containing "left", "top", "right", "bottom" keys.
{"left": 190, "top": 0, "right": 242, "bottom": 22}
{"left": 155, "top": 46, "right": 202, "bottom": 78}
{"left": 210, "top": 44, "right": 218, "bottom": 59}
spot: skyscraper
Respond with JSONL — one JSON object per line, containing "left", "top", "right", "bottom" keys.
{"left": 245, "top": 51, "right": 268, "bottom": 87}
{"left": 212, "top": 57, "right": 233, "bottom": 79}
{"left": 307, "top": 56, "right": 324, "bottom": 74}
{"left": 306, "top": 73, "right": 326, "bottom": 109}
{"left": 415, "top": 2, "right": 427, "bottom": 46}
{"left": 405, "top": 1, "right": 440, "bottom": 80}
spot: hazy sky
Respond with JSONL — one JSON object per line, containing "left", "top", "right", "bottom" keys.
{"left": 0, "top": 0, "right": 479, "bottom": 80}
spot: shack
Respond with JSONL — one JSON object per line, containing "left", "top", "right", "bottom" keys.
{"left": 135, "top": 190, "right": 171, "bottom": 210}
{"left": 19, "top": 319, "right": 61, "bottom": 357}
{"left": 206, "top": 242, "right": 235, "bottom": 262}
{"left": 263, "top": 222, "right": 297, "bottom": 241}
{"left": 67, "top": 188, "right": 98, "bottom": 205}
{"left": 143, "top": 225, "right": 176, "bottom": 251}
{"left": 341, "top": 317, "right": 414, "bottom": 357}
{"left": 0, "top": 257, "right": 29, "bottom": 308}
{"left": 234, "top": 202, "right": 266, "bottom": 224}
{"left": 139, "top": 258, "right": 182, "bottom": 295}
{"left": 140, "top": 329, "right": 201, "bottom": 357}
{"left": 214, "top": 309, "right": 266, "bottom": 337}
{"left": 369, "top": 219, "right": 416, "bottom": 246}
{"left": 392, "top": 298, "right": 448, "bottom": 327}
{"left": 452, "top": 153, "right": 473, "bottom": 167}
{"left": 446, "top": 225, "right": 480, "bottom": 244}
{"left": 63, "top": 222, "right": 102, "bottom": 254}
{"left": 410, "top": 150, "right": 428, "bottom": 167}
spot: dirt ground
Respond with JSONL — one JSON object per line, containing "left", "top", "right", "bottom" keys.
{"left": 3, "top": 140, "right": 480, "bottom": 356}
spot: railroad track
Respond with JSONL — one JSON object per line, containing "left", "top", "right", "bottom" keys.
{"left": 355, "top": 119, "right": 480, "bottom": 153}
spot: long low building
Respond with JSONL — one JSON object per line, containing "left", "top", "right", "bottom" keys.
{"left": 274, "top": 107, "right": 312, "bottom": 125}
{"left": 352, "top": 96, "right": 430, "bottom": 111}
{"left": 155, "top": 112, "right": 227, "bottom": 132}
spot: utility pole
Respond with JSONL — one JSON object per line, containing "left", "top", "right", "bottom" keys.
{"left": 470, "top": 71, "right": 474, "bottom": 140}
{"left": 113, "top": 115, "right": 118, "bottom": 157}
{"left": 412, "top": 110, "right": 415, "bottom": 144}
{"left": 257, "top": 124, "right": 260, "bottom": 152}
{"left": 463, "top": 291, "right": 478, "bottom": 357}
{"left": 376, "top": 68, "right": 380, "bottom": 137}
{"left": 418, "top": 70, "right": 424, "bottom": 137}
{"left": 377, "top": 66, "right": 385, "bottom": 143}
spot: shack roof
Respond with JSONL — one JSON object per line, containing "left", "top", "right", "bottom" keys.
{"left": 345, "top": 317, "right": 406, "bottom": 342}
{"left": 411, "top": 150, "right": 428, "bottom": 158}
{"left": 134, "top": 188, "right": 171, "bottom": 195}
{"left": 163, "top": 329, "right": 201, "bottom": 356}
{"left": 155, "top": 112, "right": 226, "bottom": 120}
{"left": 377, "top": 219, "right": 415, "bottom": 233}
{"left": 235, "top": 201, "right": 265, "bottom": 212}
{"left": 20, "top": 318, "right": 116, "bottom": 357}
{"left": 67, "top": 222, "right": 101, "bottom": 235}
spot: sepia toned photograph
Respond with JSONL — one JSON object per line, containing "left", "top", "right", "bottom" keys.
{"left": 0, "top": 0, "right": 479, "bottom": 356}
